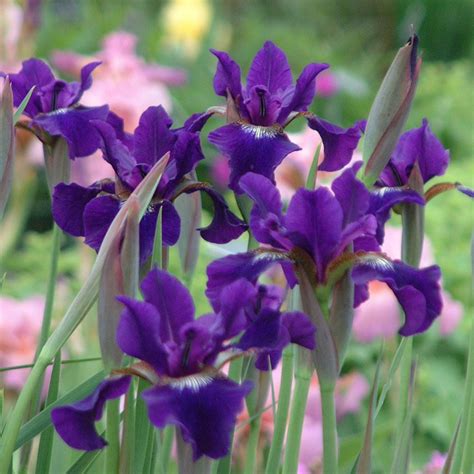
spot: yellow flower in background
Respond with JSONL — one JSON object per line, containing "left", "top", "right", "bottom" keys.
{"left": 162, "top": 0, "right": 212, "bottom": 58}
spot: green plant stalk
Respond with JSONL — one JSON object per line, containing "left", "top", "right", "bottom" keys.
{"left": 243, "top": 417, "right": 262, "bottom": 474}
{"left": 134, "top": 379, "right": 153, "bottom": 474}
{"left": 265, "top": 346, "right": 294, "bottom": 474}
{"left": 320, "top": 383, "right": 338, "bottom": 474}
{"left": 105, "top": 400, "right": 120, "bottom": 474}
{"left": 120, "top": 381, "right": 136, "bottom": 474}
{"left": 160, "top": 426, "right": 174, "bottom": 472}
{"left": 151, "top": 208, "right": 163, "bottom": 269}
{"left": 282, "top": 349, "right": 312, "bottom": 474}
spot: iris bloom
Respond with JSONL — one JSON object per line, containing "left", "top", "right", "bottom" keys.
{"left": 206, "top": 41, "right": 364, "bottom": 192}
{"left": 52, "top": 269, "right": 315, "bottom": 459}
{"left": 2, "top": 58, "right": 109, "bottom": 158}
{"left": 52, "top": 106, "right": 247, "bottom": 261}
{"left": 207, "top": 166, "right": 443, "bottom": 336}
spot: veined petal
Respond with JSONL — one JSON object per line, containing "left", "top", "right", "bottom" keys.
{"left": 351, "top": 257, "right": 442, "bottom": 336}
{"left": 34, "top": 105, "right": 109, "bottom": 159}
{"left": 142, "top": 377, "right": 252, "bottom": 460}
{"left": 116, "top": 297, "right": 169, "bottom": 375}
{"left": 140, "top": 268, "right": 195, "bottom": 343}
{"left": 306, "top": 116, "right": 363, "bottom": 172}
{"left": 208, "top": 122, "right": 300, "bottom": 192}
{"left": 51, "top": 377, "right": 131, "bottom": 451}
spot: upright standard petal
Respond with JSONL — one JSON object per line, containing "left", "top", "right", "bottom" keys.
{"left": 34, "top": 105, "right": 109, "bottom": 158}
{"left": 51, "top": 377, "right": 131, "bottom": 451}
{"left": 142, "top": 377, "right": 252, "bottom": 460}
{"left": 246, "top": 41, "right": 292, "bottom": 95}
{"left": 351, "top": 258, "right": 442, "bottom": 336}
{"left": 140, "top": 268, "right": 195, "bottom": 343}
{"left": 208, "top": 122, "right": 300, "bottom": 192}
{"left": 210, "top": 49, "right": 243, "bottom": 101}
{"left": 306, "top": 116, "right": 363, "bottom": 172}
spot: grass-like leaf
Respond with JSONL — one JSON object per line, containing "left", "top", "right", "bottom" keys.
{"left": 12, "top": 86, "right": 35, "bottom": 124}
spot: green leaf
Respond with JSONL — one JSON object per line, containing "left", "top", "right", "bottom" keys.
{"left": 66, "top": 447, "right": 103, "bottom": 474}
{"left": 13, "top": 86, "right": 35, "bottom": 125}
{"left": 15, "top": 370, "right": 105, "bottom": 450}
{"left": 305, "top": 144, "right": 321, "bottom": 190}
{"left": 0, "top": 79, "right": 14, "bottom": 220}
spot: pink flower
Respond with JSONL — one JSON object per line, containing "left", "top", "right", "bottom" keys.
{"left": 0, "top": 295, "right": 44, "bottom": 391}
{"left": 353, "top": 226, "right": 464, "bottom": 342}
{"left": 416, "top": 451, "right": 447, "bottom": 474}
{"left": 316, "top": 69, "right": 339, "bottom": 97}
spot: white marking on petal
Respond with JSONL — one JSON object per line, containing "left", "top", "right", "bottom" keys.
{"left": 241, "top": 124, "right": 279, "bottom": 139}
{"left": 48, "top": 107, "right": 69, "bottom": 116}
{"left": 361, "top": 254, "right": 394, "bottom": 271}
{"left": 169, "top": 374, "right": 214, "bottom": 392}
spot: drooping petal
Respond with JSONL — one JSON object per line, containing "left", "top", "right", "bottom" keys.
{"left": 285, "top": 187, "right": 343, "bottom": 279}
{"left": 140, "top": 268, "right": 195, "bottom": 343}
{"left": 183, "top": 111, "right": 214, "bottom": 132}
{"left": 277, "top": 63, "right": 329, "bottom": 123}
{"left": 206, "top": 251, "right": 289, "bottom": 309}
{"left": 142, "top": 377, "right": 253, "bottom": 460}
{"left": 306, "top": 116, "right": 363, "bottom": 172}
{"left": 208, "top": 123, "right": 300, "bottom": 192}
{"left": 83, "top": 194, "right": 121, "bottom": 251}
{"left": 133, "top": 106, "right": 176, "bottom": 167}
{"left": 194, "top": 187, "right": 247, "bottom": 243}
{"left": 236, "top": 308, "right": 282, "bottom": 351}
{"left": 52, "top": 181, "right": 111, "bottom": 236}
{"left": 246, "top": 41, "right": 292, "bottom": 95}
{"left": 34, "top": 105, "right": 109, "bottom": 159}
{"left": 51, "top": 377, "right": 131, "bottom": 451}
{"left": 210, "top": 49, "right": 243, "bottom": 101}
{"left": 281, "top": 311, "right": 316, "bottom": 349}
{"left": 351, "top": 258, "right": 442, "bottom": 336}
{"left": 116, "top": 296, "right": 169, "bottom": 375}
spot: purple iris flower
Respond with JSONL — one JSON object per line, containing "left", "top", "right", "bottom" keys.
{"left": 51, "top": 269, "right": 315, "bottom": 459}
{"left": 52, "top": 106, "right": 247, "bottom": 261}
{"left": 207, "top": 168, "right": 442, "bottom": 336}
{"left": 205, "top": 41, "right": 364, "bottom": 192}
{"left": 3, "top": 58, "right": 109, "bottom": 158}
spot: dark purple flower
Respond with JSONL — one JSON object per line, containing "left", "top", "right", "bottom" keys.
{"left": 207, "top": 170, "right": 443, "bottom": 336}
{"left": 207, "top": 41, "right": 363, "bottom": 191}
{"left": 52, "top": 106, "right": 246, "bottom": 261}
{"left": 51, "top": 376, "right": 131, "bottom": 450}
{"left": 3, "top": 58, "right": 109, "bottom": 158}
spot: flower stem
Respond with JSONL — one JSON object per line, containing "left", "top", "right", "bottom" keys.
{"left": 152, "top": 208, "right": 163, "bottom": 269}
{"left": 243, "top": 416, "right": 262, "bottom": 474}
{"left": 160, "top": 426, "right": 174, "bottom": 472}
{"left": 320, "top": 382, "right": 338, "bottom": 474}
{"left": 265, "top": 346, "right": 294, "bottom": 474}
{"left": 105, "top": 399, "right": 120, "bottom": 474}
{"left": 282, "top": 348, "right": 312, "bottom": 474}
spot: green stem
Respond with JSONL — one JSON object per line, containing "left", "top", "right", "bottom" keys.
{"left": 265, "top": 347, "right": 294, "bottom": 474}
{"left": 243, "top": 417, "right": 262, "bottom": 474}
{"left": 396, "top": 337, "right": 413, "bottom": 435}
{"left": 105, "top": 399, "right": 120, "bottom": 474}
{"left": 160, "top": 426, "right": 174, "bottom": 472}
{"left": 120, "top": 380, "right": 136, "bottom": 474}
{"left": 320, "top": 383, "right": 338, "bottom": 474}
{"left": 282, "top": 349, "right": 312, "bottom": 474}
{"left": 151, "top": 208, "right": 163, "bottom": 269}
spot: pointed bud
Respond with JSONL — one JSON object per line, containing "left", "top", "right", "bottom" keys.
{"left": 43, "top": 138, "right": 71, "bottom": 195}
{"left": 0, "top": 79, "right": 14, "bottom": 220}
{"left": 362, "top": 35, "right": 421, "bottom": 187}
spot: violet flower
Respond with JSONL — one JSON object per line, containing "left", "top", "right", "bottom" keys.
{"left": 2, "top": 58, "right": 109, "bottom": 158}
{"left": 207, "top": 167, "right": 443, "bottom": 336}
{"left": 52, "top": 106, "right": 247, "bottom": 261}
{"left": 52, "top": 269, "right": 315, "bottom": 460}
{"left": 206, "top": 41, "right": 364, "bottom": 192}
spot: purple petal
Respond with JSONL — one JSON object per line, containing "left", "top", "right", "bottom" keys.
{"left": 51, "top": 377, "right": 131, "bottom": 451}
{"left": 281, "top": 311, "right": 316, "bottom": 349}
{"left": 83, "top": 195, "right": 121, "bottom": 252}
{"left": 210, "top": 49, "right": 242, "bottom": 100}
{"left": 34, "top": 105, "right": 109, "bottom": 159}
{"left": 77, "top": 62, "right": 101, "bottom": 98}
{"left": 140, "top": 268, "right": 195, "bottom": 343}
{"left": 380, "top": 119, "right": 450, "bottom": 185}
{"left": 208, "top": 123, "right": 300, "bottom": 193}
{"left": 116, "top": 296, "right": 169, "bottom": 374}
{"left": 331, "top": 162, "right": 370, "bottom": 225}
{"left": 278, "top": 63, "right": 329, "bottom": 123}
{"left": 351, "top": 258, "right": 442, "bottom": 336}
{"left": 457, "top": 185, "right": 474, "bottom": 198}
{"left": 52, "top": 181, "right": 109, "bottom": 236}
{"left": 244, "top": 85, "right": 283, "bottom": 125}
{"left": 142, "top": 378, "right": 252, "bottom": 460}
{"left": 8, "top": 58, "right": 55, "bottom": 116}
{"left": 237, "top": 308, "right": 282, "bottom": 351}
{"left": 306, "top": 116, "right": 363, "bottom": 172}
{"left": 336, "top": 215, "right": 377, "bottom": 255}
{"left": 193, "top": 187, "right": 247, "bottom": 244}
{"left": 183, "top": 111, "right": 214, "bottom": 132}
{"left": 206, "top": 251, "right": 289, "bottom": 309}
{"left": 133, "top": 106, "right": 176, "bottom": 167}
{"left": 285, "top": 187, "right": 343, "bottom": 279}
{"left": 246, "top": 41, "right": 292, "bottom": 95}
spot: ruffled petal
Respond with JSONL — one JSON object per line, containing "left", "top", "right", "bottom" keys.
{"left": 210, "top": 49, "right": 242, "bottom": 100}
{"left": 34, "top": 105, "right": 109, "bottom": 159}
{"left": 208, "top": 123, "right": 300, "bottom": 192}
{"left": 281, "top": 311, "right": 316, "bottom": 349}
{"left": 51, "top": 377, "right": 131, "bottom": 451}
{"left": 140, "top": 268, "right": 195, "bottom": 343}
{"left": 142, "top": 377, "right": 252, "bottom": 460}
{"left": 351, "top": 258, "right": 442, "bottom": 336}
{"left": 237, "top": 308, "right": 282, "bottom": 351}
{"left": 306, "top": 116, "right": 363, "bottom": 172}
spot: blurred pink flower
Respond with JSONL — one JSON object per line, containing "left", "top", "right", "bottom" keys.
{"left": 353, "top": 226, "right": 464, "bottom": 342}
{"left": 315, "top": 69, "right": 339, "bottom": 97}
{"left": 416, "top": 451, "right": 447, "bottom": 474}
{"left": 0, "top": 295, "right": 44, "bottom": 391}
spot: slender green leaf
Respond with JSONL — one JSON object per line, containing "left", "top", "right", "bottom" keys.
{"left": 66, "top": 446, "right": 103, "bottom": 474}
{"left": 15, "top": 370, "right": 105, "bottom": 450}
{"left": 442, "top": 416, "right": 461, "bottom": 474}
{"left": 305, "top": 144, "right": 321, "bottom": 190}
{"left": 0, "top": 78, "right": 14, "bottom": 220}
{"left": 13, "top": 86, "right": 35, "bottom": 124}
